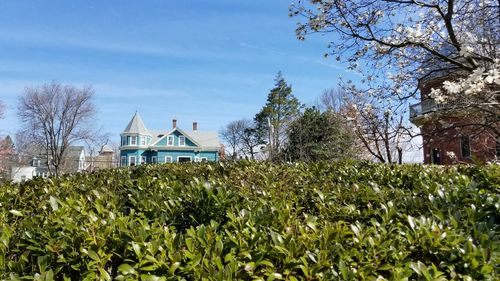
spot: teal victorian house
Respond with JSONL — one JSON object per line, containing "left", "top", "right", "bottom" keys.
{"left": 119, "top": 112, "right": 220, "bottom": 166}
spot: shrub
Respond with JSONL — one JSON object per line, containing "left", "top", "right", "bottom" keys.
{"left": 1, "top": 162, "right": 499, "bottom": 280}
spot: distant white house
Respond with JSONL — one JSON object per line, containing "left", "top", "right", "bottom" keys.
{"left": 11, "top": 146, "right": 87, "bottom": 182}
{"left": 11, "top": 166, "right": 38, "bottom": 182}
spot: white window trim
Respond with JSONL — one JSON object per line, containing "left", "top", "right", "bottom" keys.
{"left": 151, "top": 156, "right": 157, "bottom": 164}
{"left": 179, "top": 136, "right": 186, "bottom": 146}
{"left": 177, "top": 156, "right": 192, "bottom": 163}
{"left": 141, "top": 136, "right": 146, "bottom": 146}
{"left": 131, "top": 136, "right": 137, "bottom": 145}
{"left": 141, "top": 156, "right": 146, "bottom": 165}
{"left": 165, "top": 156, "right": 173, "bottom": 163}
{"left": 194, "top": 156, "right": 200, "bottom": 162}
{"left": 167, "top": 135, "right": 174, "bottom": 146}
{"left": 129, "top": 156, "right": 136, "bottom": 166}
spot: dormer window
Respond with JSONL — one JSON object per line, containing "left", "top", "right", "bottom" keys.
{"left": 179, "top": 136, "right": 186, "bottom": 146}
{"left": 32, "top": 158, "right": 40, "bottom": 167}
{"left": 167, "top": 135, "right": 174, "bottom": 146}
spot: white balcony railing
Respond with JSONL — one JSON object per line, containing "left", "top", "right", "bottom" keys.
{"left": 409, "top": 99, "right": 449, "bottom": 119}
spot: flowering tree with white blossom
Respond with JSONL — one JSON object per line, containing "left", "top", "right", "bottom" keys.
{"left": 290, "top": 0, "right": 500, "bottom": 137}
{"left": 321, "top": 88, "right": 410, "bottom": 163}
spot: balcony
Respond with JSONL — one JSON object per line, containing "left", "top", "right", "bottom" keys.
{"left": 409, "top": 99, "right": 448, "bottom": 120}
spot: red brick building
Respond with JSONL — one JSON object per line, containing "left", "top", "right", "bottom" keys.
{"left": 410, "top": 76, "right": 499, "bottom": 164}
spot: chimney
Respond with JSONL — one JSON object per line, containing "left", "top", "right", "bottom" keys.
{"left": 172, "top": 119, "right": 177, "bottom": 129}
{"left": 192, "top": 122, "right": 198, "bottom": 131}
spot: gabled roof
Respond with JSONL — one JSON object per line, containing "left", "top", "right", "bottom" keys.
{"left": 100, "top": 144, "right": 114, "bottom": 154}
{"left": 149, "top": 129, "right": 221, "bottom": 149}
{"left": 151, "top": 127, "right": 201, "bottom": 147}
{"left": 65, "top": 146, "right": 85, "bottom": 159}
{"left": 187, "top": 131, "right": 220, "bottom": 149}
{"left": 122, "top": 112, "right": 151, "bottom": 136}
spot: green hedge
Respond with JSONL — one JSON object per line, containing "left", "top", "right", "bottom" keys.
{"left": 1, "top": 162, "right": 499, "bottom": 280}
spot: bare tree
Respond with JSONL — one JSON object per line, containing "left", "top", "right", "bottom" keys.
{"left": 17, "top": 82, "right": 97, "bottom": 176}
{"left": 221, "top": 119, "right": 264, "bottom": 161}
{"left": 0, "top": 136, "right": 15, "bottom": 180}
{"left": 83, "top": 129, "right": 112, "bottom": 172}
{"left": 350, "top": 104, "right": 407, "bottom": 164}
{"left": 220, "top": 120, "right": 244, "bottom": 160}
{"left": 318, "top": 88, "right": 347, "bottom": 113}
{"left": 237, "top": 119, "right": 263, "bottom": 160}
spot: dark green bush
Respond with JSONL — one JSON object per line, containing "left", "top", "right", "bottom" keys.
{"left": 1, "top": 162, "right": 499, "bottom": 280}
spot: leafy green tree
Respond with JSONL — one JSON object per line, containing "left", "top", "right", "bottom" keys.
{"left": 255, "top": 72, "right": 301, "bottom": 161}
{"left": 285, "top": 107, "right": 357, "bottom": 162}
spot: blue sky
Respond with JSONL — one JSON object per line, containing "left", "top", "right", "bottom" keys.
{"left": 0, "top": 0, "right": 360, "bottom": 142}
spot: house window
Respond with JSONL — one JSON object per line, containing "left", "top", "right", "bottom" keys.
{"left": 194, "top": 156, "right": 200, "bottom": 162}
{"left": 121, "top": 156, "right": 126, "bottom": 166}
{"left": 177, "top": 156, "right": 192, "bottom": 163}
{"left": 141, "top": 136, "right": 146, "bottom": 145}
{"left": 167, "top": 136, "right": 174, "bottom": 146}
{"left": 121, "top": 137, "right": 126, "bottom": 146}
{"left": 21, "top": 175, "right": 26, "bottom": 181}
{"left": 32, "top": 158, "right": 40, "bottom": 167}
{"left": 179, "top": 136, "right": 186, "bottom": 146}
{"left": 131, "top": 136, "right": 137, "bottom": 145}
{"left": 201, "top": 157, "right": 208, "bottom": 162}
{"left": 141, "top": 156, "right": 146, "bottom": 165}
{"left": 460, "top": 135, "right": 471, "bottom": 158}
{"left": 129, "top": 156, "right": 136, "bottom": 166}
{"left": 165, "top": 156, "right": 172, "bottom": 163}
{"left": 127, "top": 136, "right": 130, "bottom": 145}
{"left": 151, "top": 156, "right": 157, "bottom": 163}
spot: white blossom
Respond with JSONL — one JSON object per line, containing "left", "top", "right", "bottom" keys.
{"left": 446, "top": 151, "right": 456, "bottom": 159}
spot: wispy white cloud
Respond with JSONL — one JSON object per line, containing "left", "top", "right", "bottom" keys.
{"left": 239, "top": 42, "right": 356, "bottom": 73}
{"left": 91, "top": 83, "right": 191, "bottom": 99}
{"left": 0, "top": 29, "right": 238, "bottom": 60}
{"left": 239, "top": 42, "right": 286, "bottom": 56}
